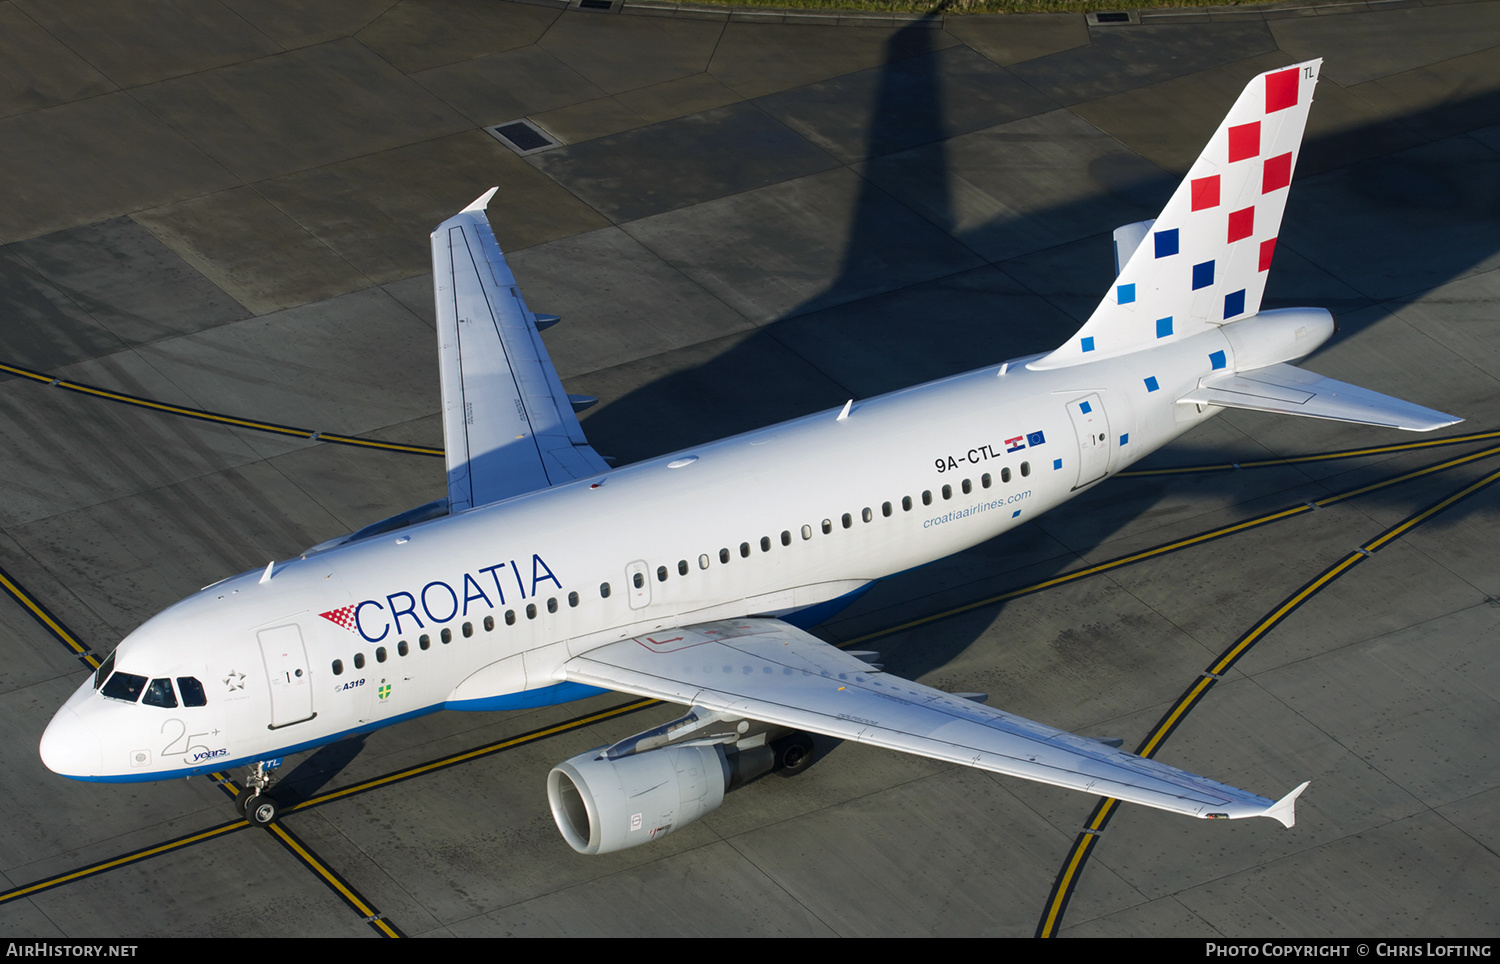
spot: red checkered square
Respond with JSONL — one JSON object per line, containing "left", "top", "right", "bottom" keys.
{"left": 1258, "top": 237, "right": 1277, "bottom": 272}
{"left": 1263, "top": 152, "right": 1292, "bottom": 193}
{"left": 1266, "top": 68, "right": 1299, "bottom": 113}
{"left": 1228, "top": 206, "right": 1255, "bottom": 243}
{"left": 1191, "top": 175, "right": 1220, "bottom": 211}
{"left": 1228, "top": 122, "right": 1260, "bottom": 162}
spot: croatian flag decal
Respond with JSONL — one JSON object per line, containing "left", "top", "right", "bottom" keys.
{"left": 1005, "top": 436, "right": 1026, "bottom": 452}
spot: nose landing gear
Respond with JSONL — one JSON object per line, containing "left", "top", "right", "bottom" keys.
{"left": 237, "top": 759, "right": 282, "bottom": 827}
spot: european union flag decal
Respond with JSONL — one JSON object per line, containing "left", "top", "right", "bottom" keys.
{"left": 1026, "top": 430, "right": 1046, "bottom": 447}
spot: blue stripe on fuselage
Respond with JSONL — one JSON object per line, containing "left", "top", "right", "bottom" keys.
{"left": 58, "top": 681, "right": 607, "bottom": 784}
{"left": 60, "top": 589, "right": 876, "bottom": 784}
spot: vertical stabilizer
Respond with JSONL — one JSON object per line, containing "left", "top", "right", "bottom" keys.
{"left": 1031, "top": 60, "right": 1322, "bottom": 370}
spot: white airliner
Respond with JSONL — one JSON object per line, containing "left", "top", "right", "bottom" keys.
{"left": 40, "top": 60, "right": 1458, "bottom": 852}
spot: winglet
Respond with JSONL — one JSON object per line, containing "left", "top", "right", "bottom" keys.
{"left": 462, "top": 187, "right": 499, "bottom": 214}
{"left": 1262, "top": 780, "right": 1310, "bottom": 828}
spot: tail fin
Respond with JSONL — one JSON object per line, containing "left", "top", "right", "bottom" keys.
{"left": 1032, "top": 60, "right": 1322, "bottom": 370}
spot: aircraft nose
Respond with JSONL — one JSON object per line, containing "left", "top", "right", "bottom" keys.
{"left": 39, "top": 705, "right": 102, "bottom": 778}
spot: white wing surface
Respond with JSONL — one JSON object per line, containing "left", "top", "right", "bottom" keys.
{"left": 1181, "top": 362, "right": 1461, "bottom": 431}
{"left": 561, "top": 618, "right": 1306, "bottom": 825}
{"left": 432, "top": 189, "right": 610, "bottom": 512}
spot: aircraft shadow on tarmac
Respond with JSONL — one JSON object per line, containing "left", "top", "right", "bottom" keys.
{"left": 554, "top": 17, "right": 1500, "bottom": 694}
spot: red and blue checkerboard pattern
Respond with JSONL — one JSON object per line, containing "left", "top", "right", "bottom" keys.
{"left": 1033, "top": 60, "right": 1321, "bottom": 371}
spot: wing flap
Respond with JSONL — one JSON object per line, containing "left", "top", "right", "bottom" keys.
{"left": 561, "top": 618, "right": 1299, "bottom": 824}
{"left": 432, "top": 191, "right": 610, "bottom": 512}
{"left": 1180, "top": 362, "right": 1461, "bottom": 432}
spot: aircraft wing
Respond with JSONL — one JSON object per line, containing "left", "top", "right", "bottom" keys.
{"left": 560, "top": 617, "right": 1306, "bottom": 825}
{"left": 431, "top": 189, "right": 610, "bottom": 512}
{"left": 1180, "top": 363, "right": 1461, "bottom": 432}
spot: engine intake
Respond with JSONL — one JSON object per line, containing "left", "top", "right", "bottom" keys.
{"left": 547, "top": 744, "right": 730, "bottom": 855}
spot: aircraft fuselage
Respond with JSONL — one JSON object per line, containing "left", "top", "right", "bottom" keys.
{"left": 39, "top": 309, "right": 1331, "bottom": 783}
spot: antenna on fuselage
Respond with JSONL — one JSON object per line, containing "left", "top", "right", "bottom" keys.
{"left": 259, "top": 561, "right": 275, "bottom": 585}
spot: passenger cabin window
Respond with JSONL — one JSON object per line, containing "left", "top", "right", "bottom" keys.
{"left": 862, "top": 507, "right": 872, "bottom": 522}
{"left": 822, "top": 519, "right": 832, "bottom": 534}
{"left": 143, "top": 678, "right": 177, "bottom": 708}
{"left": 354, "top": 653, "right": 365, "bottom": 669}
{"left": 462, "top": 622, "right": 473, "bottom": 637}
{"left": 332, "top": 660, "right": 344, "bottom": 676}
{"left": 1002, "top": 467, "right": 1012, "bottom": 483}
{"left": 982, "top": 473, "right": 991, "bottom": 488}
{"left": 600, "top": 583, "right": 611, "bottom": 598}
{"left": 962, "top": 479, "right": 972, "bottom": 494}
{"left": 781, "top": 530, "right": 791, "bottom": 546}
{"left": 841, "top": 513, "right": 852, "bottom": 529}
{"left": 720, "top": 548, "right": 730, "bottom": 564}
{"left": 882, "top": 502, "right": 892, "bottom": 517}
{"left": 420, "top": 633, "right": 432, "bottom": 649}
{"left": 568, "top": 591, "right": 579, "bottom": 608}
{"left": 656, "top": 565, "right": 667, "bottom": 582}
{"left": 699, "top": 554, "right": 710, "bottom": 569}
{"left": 760, "top": 536, "right": 770, "bottom": 552}
{"left": 441, "top": 628, "right": 452, "bottom": 644}
{"left": 902, "top": 496, "right": 912, "bottom": 511}
{"left": 740, "top": 542, "right": 751, "bottom": 558}
{"left": 922, "top": 491, "right": 932, "bottom": 505}
{"left": 547, "top": 597, "right": 558, "bottom": 614}
{"left": 376, "top": 646, "right": 387, "bottom": 663}
{"left": 398, "top": 640, "right": 409, "bottom": 656}
{"left": 678, "top": 560, "right": 688, "bottom": 575}
{"left": 1021, "top": 461, "right": 1031, "bottom": 477}
{"left": 942, "top": 485, "right": 952, "bottom": 500}
{"left": 801, "top": 525, "right": 812, "bottom": 540}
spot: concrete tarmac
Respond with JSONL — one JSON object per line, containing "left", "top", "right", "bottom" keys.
{"left": 0, "top": 0, "right": 1497, "bottom": 938}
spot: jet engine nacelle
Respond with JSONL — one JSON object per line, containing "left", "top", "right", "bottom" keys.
{"left": 547, "top": 744, "right": 730, "bottom": 855}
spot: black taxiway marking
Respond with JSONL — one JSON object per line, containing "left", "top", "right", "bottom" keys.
{"left": 0, "top": 361, "right": 442, "bottom": 458}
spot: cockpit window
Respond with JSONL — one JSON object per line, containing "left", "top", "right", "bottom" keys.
{"left": 93, "top": 652, "right": 116, "bottom": 690}
{"left": 142, "top": 678, "right": 178, "bottom": 708}
{"left": 101, "top": 671, "right": 146, "bottom": 703}
{"left": 177, "top": 677, "right": 207, "bottom": 707}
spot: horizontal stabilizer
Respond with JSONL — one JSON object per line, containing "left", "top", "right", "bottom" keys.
{"left": 1179, "top": 363, "right": 1462, "bottom": 432}
{"left": 1113, "top": 219, "right": 1154, "bottom": 275}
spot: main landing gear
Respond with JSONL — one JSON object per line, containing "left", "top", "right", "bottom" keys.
{"left": 772, "top": 732, "right": 816, "bottom": 776}
{"left": 237, "top": 759, "right": 282, "bottom": 827}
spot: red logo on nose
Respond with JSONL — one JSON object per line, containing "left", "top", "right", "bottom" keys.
{"left": 320, "top": 606, "right": 357, "bottom": 632}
